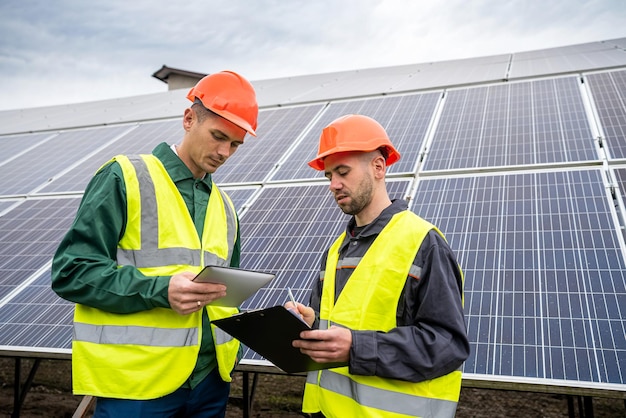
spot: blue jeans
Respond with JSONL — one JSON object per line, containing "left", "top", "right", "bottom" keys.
{"left": 93, "top": 368, "right": 230, "bottom": 418}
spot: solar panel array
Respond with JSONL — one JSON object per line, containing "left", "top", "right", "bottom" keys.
{"left": 423, "top": 76, "right": 597, "bottom": 171}
{"left": 1, "top": 64, "right": 626, "bottom": 396}
{"left": 412, "top": 170, "right": 625, "bottom": 386}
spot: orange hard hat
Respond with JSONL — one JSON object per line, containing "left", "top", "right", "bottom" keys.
{"left": 186, "top": 70, "right": 258, "bottom": 136}
{"left": 308, "top": 114, "right": 401, "bottom": 171}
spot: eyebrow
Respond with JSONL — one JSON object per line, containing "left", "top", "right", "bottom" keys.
{"left": 324, "top": 164, "right": 350, "bottom": 176}
{"left": 210, "top": 128, "right": 244, "bottom": 145}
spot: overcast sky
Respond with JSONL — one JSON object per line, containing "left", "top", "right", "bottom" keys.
{"left": 1, "top": 0, "right": 624, "bottom": 111}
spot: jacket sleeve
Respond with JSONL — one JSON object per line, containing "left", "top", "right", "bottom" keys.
{"left": 349, "top": 231, "right": 470, "bottom": 383}
{"left": 51, "top": 162, "right": 171, "bottom": 313}
{"left": 308, "top": 252, "right": 326, "bottom": 329}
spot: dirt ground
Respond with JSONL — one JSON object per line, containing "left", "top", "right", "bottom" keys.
{"left": 0, "top": 358, "right": 623, "bottom": 417}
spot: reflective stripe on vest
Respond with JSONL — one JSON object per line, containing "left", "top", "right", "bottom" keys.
{"left": 336, "top": 256, "right": 422, "bottom": 281}
{"left": 306, "top": 370, "right": 459, "bottom": 418}
{"left": 302, "top": 210, "right": 462, "bottom": 417}
{"left": 74, "top": 322, "right": 198, "bottom": 347}
{"left": 214, "top": 327, "right": 234, "bottom": 345}
{"left": 116, "top": 155, "right": 237, "bottom": 268}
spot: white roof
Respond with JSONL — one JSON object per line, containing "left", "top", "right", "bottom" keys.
{"left": 1, "top": 37, "right": 625, "bottom": 136}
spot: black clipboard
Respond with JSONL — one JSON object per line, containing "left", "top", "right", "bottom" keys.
{"left": 212, "top": 305, "right": 347, "bottom": 374}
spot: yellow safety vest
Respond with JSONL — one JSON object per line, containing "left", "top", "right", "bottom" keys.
{"left": 303, "top": 211, "right": 463, "bottom": 418}
{"left": 72, "top": 154, "right": 240, "bottom": 399}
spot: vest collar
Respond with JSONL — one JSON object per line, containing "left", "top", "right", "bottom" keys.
{"left": 154, "top": 142, "right": 213, "bottom": 190}
{"left": 343, "top": 199, "right": 408, "bottom": 249}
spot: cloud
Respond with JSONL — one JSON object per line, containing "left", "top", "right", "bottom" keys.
{"left": 0, "top": 0, "right": 624, "bottom": 111}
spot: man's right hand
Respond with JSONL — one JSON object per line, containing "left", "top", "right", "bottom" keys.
{"left": 284, "top": 301, "right": 316, "bottom": 327}
{"left": 168, "top": 272, "right": 227, "bottom": 315}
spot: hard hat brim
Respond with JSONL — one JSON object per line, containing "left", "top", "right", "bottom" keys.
{"left": 213, "top": 109, "right": 257, "bottom": 137}
{"left": 307, "top": 145, "right": 400, "bottom": 171}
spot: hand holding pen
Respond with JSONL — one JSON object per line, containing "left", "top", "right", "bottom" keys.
{"left": 285, "top": 287, "right": 315, "bottom": 327}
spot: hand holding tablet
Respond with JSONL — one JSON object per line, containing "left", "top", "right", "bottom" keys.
{"left": 193, "top": 265, "right": 275, "bottom": 307}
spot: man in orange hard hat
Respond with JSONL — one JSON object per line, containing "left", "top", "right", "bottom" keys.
{"left": 287, "top": 114, "right": 469, "bottom": 417}
{"left": 52, "top": 71, "right": 258, "bottom": 417}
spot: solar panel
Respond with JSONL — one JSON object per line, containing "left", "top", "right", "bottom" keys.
{"left": 611, "top": 167, "right": 626, "bottom": 227}
{"left": 213, "top": 105, "right": 325, "bottom": 184}
{"left": 270, "top": 92, "right": 440, "bottom": 181}
{"left": 410, "top": 169, "right": 626, "bottom": 387}
{"left": 613, "top": 167, "right": 626, "bottom": 196}
{"left": 236, "top": 180, "right": 411, "bottom": 363}
{"left": 0, "top": 200, "right": 20, "bottom": 215}
{"left": 0, "top": 125, "right": 132, "bottom": 196}
{"left": 586, "top": 70, "right": 626, "bottom": 159}
{"left": 0, "top": 271, "right": 72, "bottom": 352}
{"left": 0, "top": 198, "right": 80, "bottom": 301}
{"left": 423, "top": 77, "right": 598, "bottom": 171}
{"left": 0, "top": 132, "right": 56, "bottom": 166}
{"left": 37, "top": 120, "right": 181, "bottom": 194}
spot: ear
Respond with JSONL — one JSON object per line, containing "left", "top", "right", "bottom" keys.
{"left": 182, "top": 108, "right": 194, "bottom": 131}
{"left": 372, "top": 154, "right": 386, "bottom": 179}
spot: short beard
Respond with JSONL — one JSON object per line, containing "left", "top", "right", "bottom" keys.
{"left": 338, "top": 175, "right": 373, "bottom": 216}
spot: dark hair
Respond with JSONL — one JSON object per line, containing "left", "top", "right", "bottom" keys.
{"left": 377, "top": 146, "right": 389, "bottom": 161}
{"left": 192, "top": 98, "right": 219, "bottom": 123}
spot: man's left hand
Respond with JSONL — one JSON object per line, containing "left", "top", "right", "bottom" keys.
{"left": 292, "top": 326, "right": 352, "bottom": 363}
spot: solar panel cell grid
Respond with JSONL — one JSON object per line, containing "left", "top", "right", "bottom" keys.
{"left": 38, "top": 120, "right": 181, "bottom": 194}
{"left": 0, "top": 126, "right": 132, "bottom": 196}
{"left": 423, "top": 77, "right": 597, "bottom": 171}
{"left": 586, "top": 70, "right": 626, "bottom": 159}
{"left": 0, "top": 201, "right": 18, "bottom": 214}
{"left": 612, "top": 167, "right": 626, "bottom": 232}
{"left": 0, "top": 272, "right": 73, "bottom": 350}
{"left": 410, "top": 169, "right": 626, "bottom": 385}
{"left": 0, "top": 198, "right": 80, "bottom": 300}
{"left": 0, "top": 132, "right": 55, "bottom": 166}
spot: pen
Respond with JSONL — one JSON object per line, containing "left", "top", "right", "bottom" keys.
{"left": 287, "top": 287, "right": 297, "bottom": 308}
{"left": 286, "top": 287, "right": 309, "bottom": 325}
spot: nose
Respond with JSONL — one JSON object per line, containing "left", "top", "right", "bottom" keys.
{"left": 328, "top": 175, "right": 342, "bottom": 191}
{"left": 216, "top": 141, "right": 232, "bottom": 159}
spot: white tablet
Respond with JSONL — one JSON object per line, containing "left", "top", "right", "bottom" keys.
{"left": 192, "top": 265, "right": 275, "bottom": 307}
